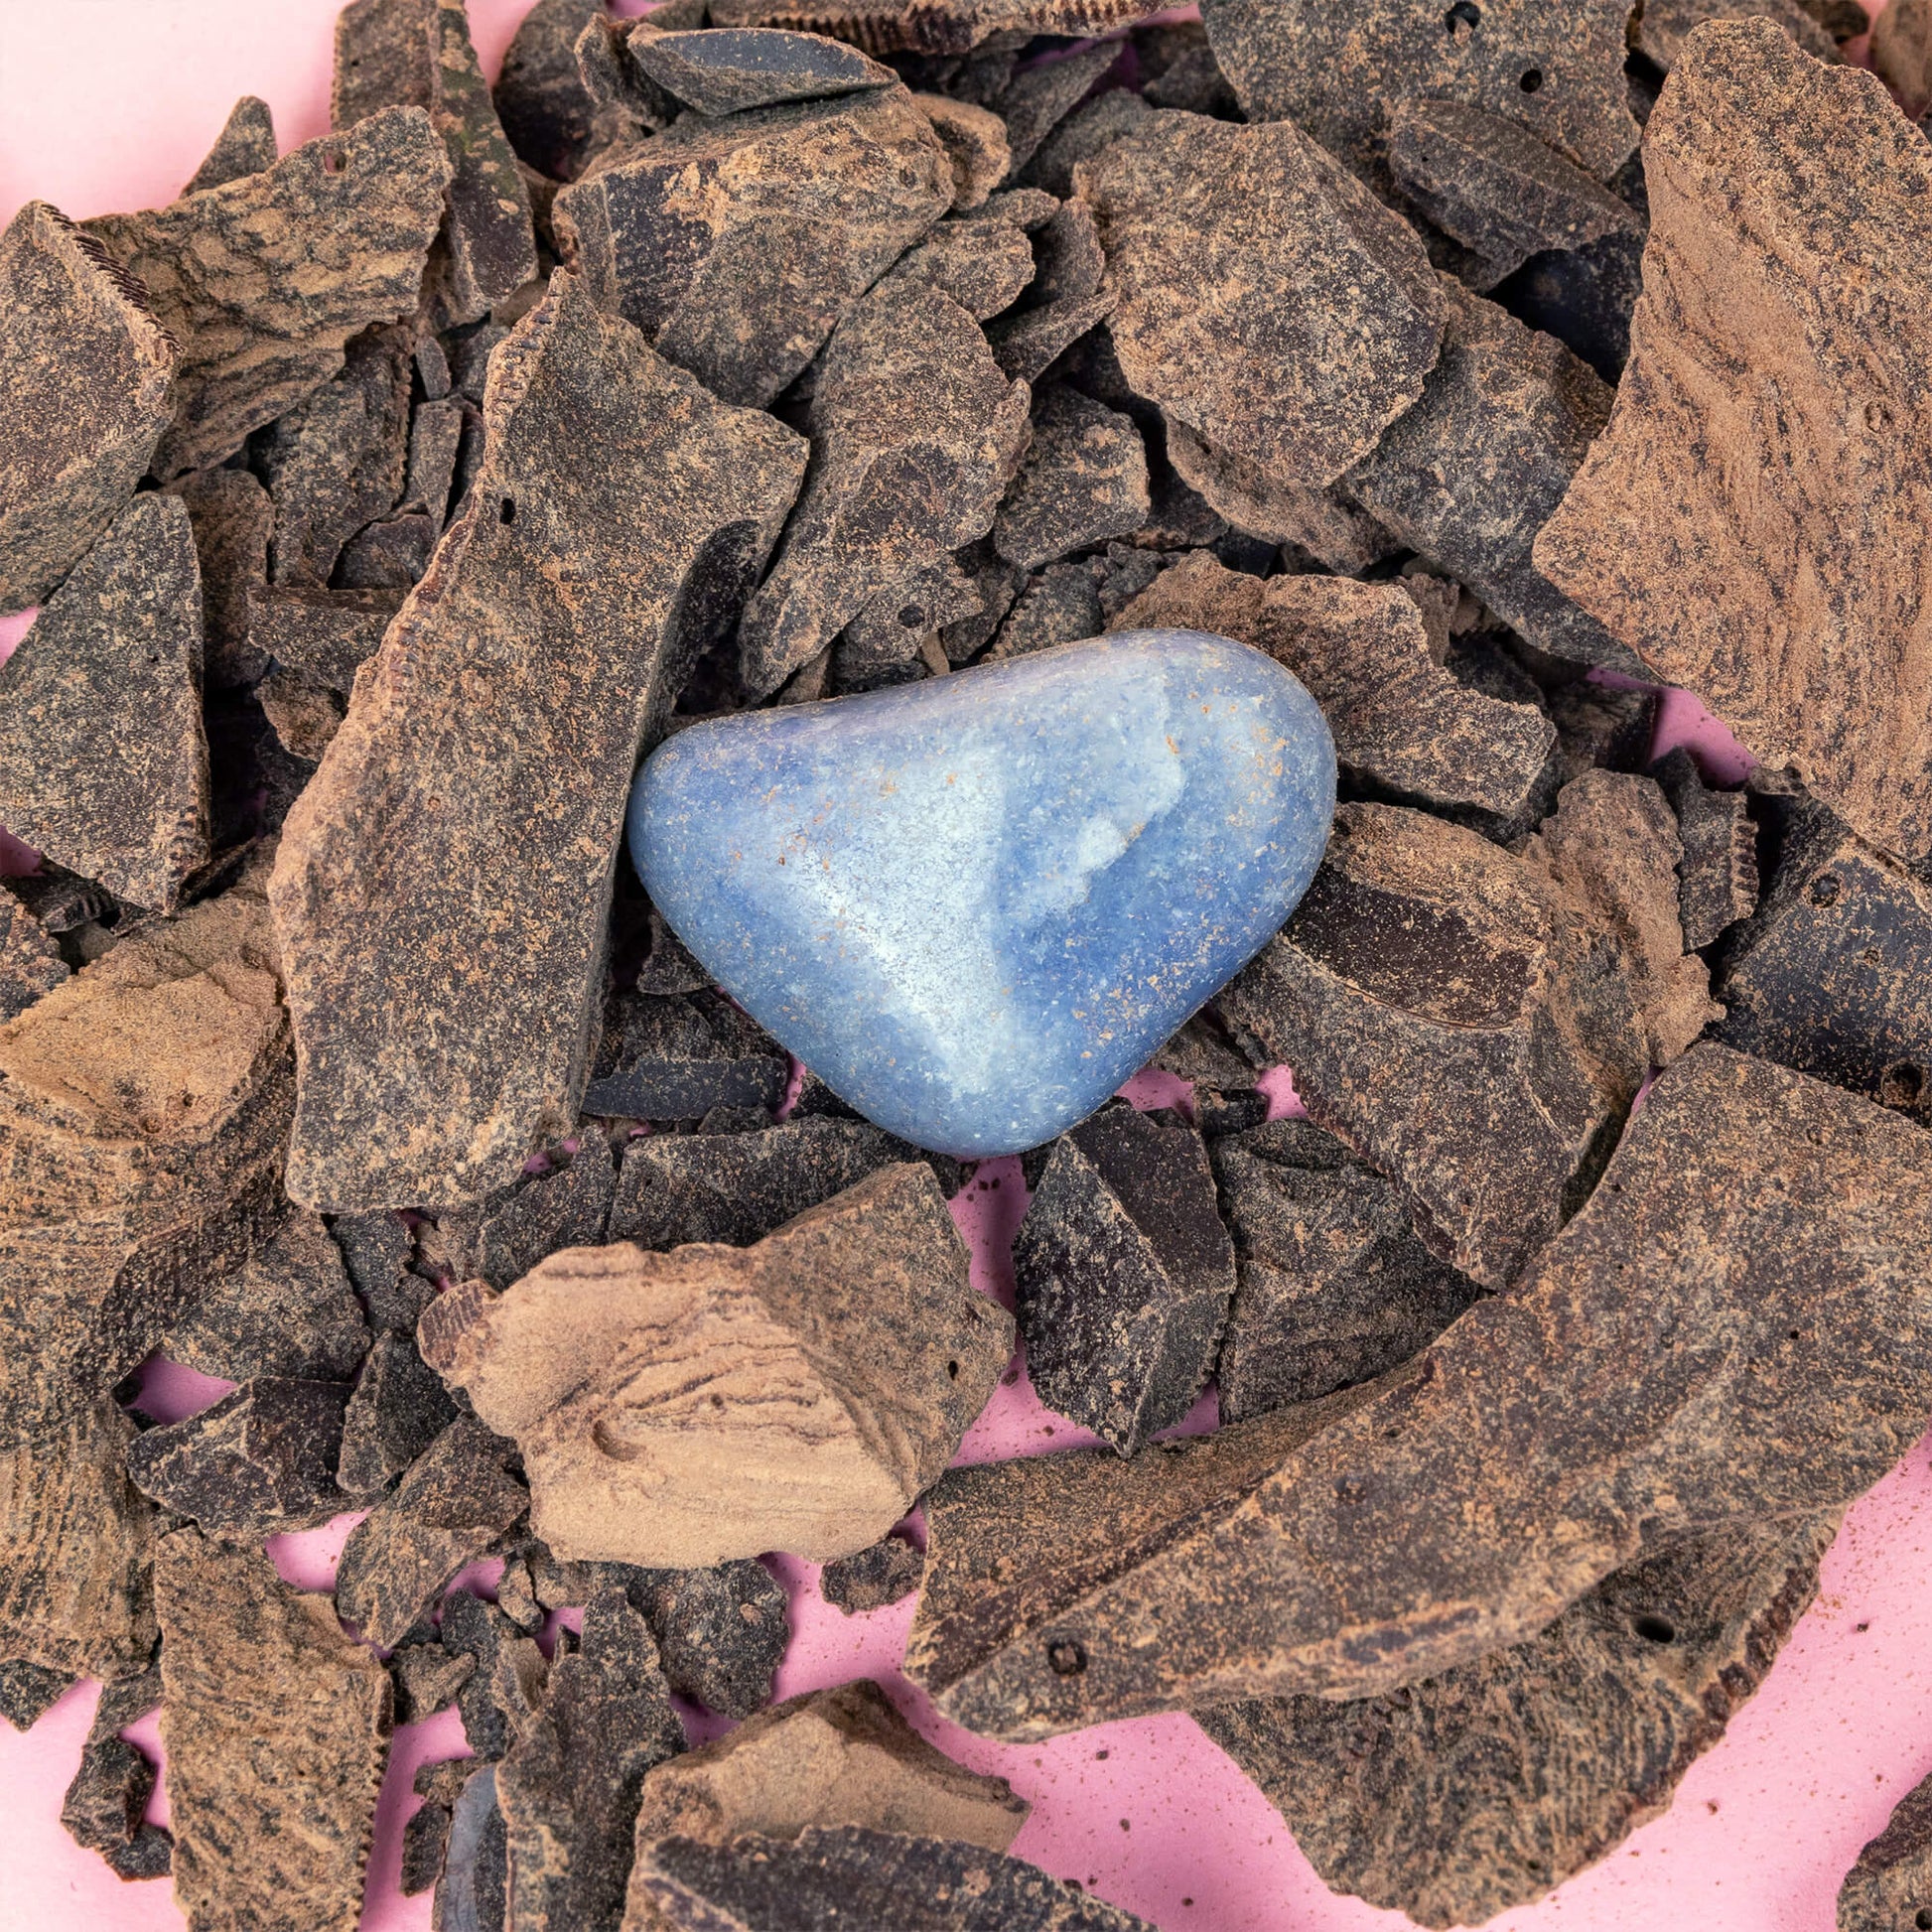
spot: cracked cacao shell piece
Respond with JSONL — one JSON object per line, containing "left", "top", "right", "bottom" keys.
{"left": 1641, "top": 0, "right": 1840, "bottom": 70}
{"left": 992, "top": 385, "right": 1148, "bottom": 572}
{"left": 877, "top": 208, "right": 1038, "bottom": 322}
{"left": 1203, "top": 1511, "right": 1838, "bottom": 1927}
{"left": 270, "top": 272, "right": 805, "bottom": 1211}
{"left": 158, "top": 1527, "right": 392, "bottom": 1932}
{"left": 0, "top": 200, "right": 175, "bottom": 611}
{"left": 1839, "top": 1763, "right": 1932, "bottom": 1931}
{"left": 1218, "top": 801, "right": 1647, "bottom": 1289}
{"left": 629, "top": 27, "right": 897, "bottom": 116}
{"left": 820, "top": 1534, "right": 925, "bottom": 1615}
{"left": 428, "top": 1137, "right": 617, "bottom": 1292}
{"left": 84, "top": 108, "right": 452, "bottom": 478}
{"left": 183, "top": 94, "right": 279, "bottom": 197}
{"left": 1654, "top": 748, "right": 1758, "bottom": 953}
{"left": 0, "top": 491, "right": 208, "bottom": 912}
{"left": 0, "top": 1659, "right": 74, "bottom": 1730}
{"left": 626, "top": 1563, "right": 788, "bottom": 1719}
{"left": 246, "top": 585, "right": 404, "bottom": 693}
{"left": 1535, "top": 21, "right": 1932, "bottom": 865}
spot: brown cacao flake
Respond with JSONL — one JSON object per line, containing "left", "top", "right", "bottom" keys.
{"left": 85, "top": 109, "right": 452, "bottom": 478}
{"left": 1642, "top": 0, "right": 1841, "bottom": 69}
{"left": 912, "top": 93, "right": 1012, "bottom": 208}
{"left": 702, "top": 0, "right": 1149, "bottom": 55}
{"left": 1019, "top": 88, "right": 1152, "bottom": 200}
{"left": 820, "top": 1533, "right": 925, "bottom": 1615}
{"left": 0, "top": 491, "right": 207, "bottom": 911}
{"left": 992, "top": 43, "right": 1123, "bottom": 182}
{"left": 630, "top": 26, "right": 897, "bottom": 117}
{"left": 270, "top": 272, "right": 804, "bottom": 1211}
{"left": 426, "top": 1136, "right": 617, "bottom": 1291}
{"left": 167, "top": 466, "right": 274, "bottom": 689}
{"left": 183, "top": 95, "right": 279, "bottom": 198}
{"left": 1655, "top": 748, "right": 1758, "bottom": 952}
{"left": 878, "top": 210, "right": 1038, "bottom": 323}
{"left": 389, "top": 1638, "right": 475, "bottom": 1725}
{"left": 0, "top": 200, "right": 175, "bottom": 611}
{"left": 0, "top": 1658, "right": 75, "bottom": 1730}
{"left": 158, "top": 1527, "right": 392, "bottom": 1932}
{"left": 338, "top": 1330, "right": 461, "bottom": 1495}
{"left": 494, "top": 0, "right": 631, "bottom": 183}
{"left": 1840, "top": 1762, "right": 1932, "bottom": 1931}
{"left": 61, "top": 1658, "right": 172, "bottom": 1881}
{"left": 585, "top": 990, "right": 789, "bottom": 1123}
{"left": 1536, "top": 22, "right": 1932, "bottom": 865}
{"left": 1873, "top": 0, "right": 1932, "bottom": 117}
{"left": 0, "top": 895, "right": 69, "bottom": 1024}
{"left": 992, "top": 385, "right": 1148, "bottom": 572}
{"left": 1203, "top": 1512, "right": 1838, "bottom": 1926}
{"left": 247, "top": 584, "right": 403, "bottom": 693}
{"left": 628, "top": 1560, "right": 789, "bottom": 1720}
{"left": 985, "top": 279, "right": 1117, "bottom": 385}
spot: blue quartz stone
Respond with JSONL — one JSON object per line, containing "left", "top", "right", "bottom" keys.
{"left": 628, "top": 629, "right": 1335, "bottom": 1158}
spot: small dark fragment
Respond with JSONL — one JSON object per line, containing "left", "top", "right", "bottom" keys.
{"left": 1138, "top": 22, "right": 1240, "bottom": 117}
{"left": 984, "top": 279, "right": 1116, "bottom": 384}
{"left": 339, "top": 1330, "right": 460, "bottom": 1494}
{"left": 635, "top": 1825, "right": 1155, "bottom": 1930}
{"left": 248, "top": 585, "right": 403, "bottom": 692}
{"left": 0, "top": 895, "right": 69, "bottom": 1023}
{"left": 631, "top": 27, "right": 896, "bottom": 116}
{"left": 1019, "top": 87, "right": 1152, "bottom": 199}
{"left": 441, "top": 1588, "right": 542, "bottom": 1762}
{"left": 992, "top": 42, "right": 1122, "bottom": 181}
{"left": 498, "top": 1587, "right": 684, "bottom": 1932}
{"left": 330, "top": 1209, "right": 422, "bottom": 1331}
{"left": 401, "top": 1795, "right": 453, "bottom": 1896}
{"left": 1204, "top": 1512, "right": 1837, "bottom": 1927}
{"left": 127, "top": 1377, "right": 350, "bottom": 1535}
{"left": 1874, "top": 0, "right": 1932, "bottom": 118}
{"left": 184, "top": 95, "right": 279, "bottom": 198}
{"left": 428, "top": 1137, "right": 617, "bottom": 1290}
{"left": 631, "top": 1562, "right": 788, "bottom": 1720}
{"left": 1015, "top": 1101, "right": 1233, "bottom": 1456}
{"left": 390, "top": 1640, "right": 476, "bottom": 1725}
{"left": 61, "top": 1660, "right": 171, "bottom": 1882}
{"left": 158, "top": 1528, "right": 392, "bottom": 1932}
{"left": 833, "top": 556, "right": 984, "bottom": 689}
{"left": 587, "top": 993, "right": 790, "bottom": 1123}
{"left": 335, "top": 1418, "right": 528, "bottom": 1648}
{"left": 1839, "top": 1761, "right": 1932, "bottom": 1932}
{"left": 494, "top": 0, "right": 628, "bottom": 182}
{"left": 1654, "top": 748, "right": 1758, "bottom": 952}
{"left": 437, "top": 1763, "right": 510, "bottom": 1932}
{"left": 821, "top": 1533, "right": 924, "bottom": 1615}
{"left": 0, "top": 491, "right": 208, "bottom": 912}
{"left": 85, "top": 108, "right": 452, "bottom": 477}
{"left": 1210, "top": 1119, "right": 1486, "bottom": 1425}
{"left": 992, "top": 386, "right": 1148, "bottom": 572}
{"left": 403, "top": 395, "right": 465, "bottom": 523}
{"left": 0, "top": 1658, "right": 73, "bottom": 1730}
{"left": 878, "top": 209, "right": 1037, "bottom": 322}
{"left": 0, "top": 200, "right": 175, "bottom": 611}
{"left": 168, "top": 466, "right": 274, "bottom": 688}
{"left": 1028, "top": 199, "right": 1104, "bottom": 308}
{"left": 911, "top": 93, "right": 1012, "bottom": 208}
{"left": 334, "top": 507, "right": 439, "bottom": 589}
{"left": 1641, "top": 0, "right": 1841, "bottom": 69}
{"left": 986, "top": 559, "right": 1104, "bottom": 662}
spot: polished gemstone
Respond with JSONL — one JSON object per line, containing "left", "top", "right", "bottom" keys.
{"left": 629, "top": 630, "right": 1335, "bottom": 1157}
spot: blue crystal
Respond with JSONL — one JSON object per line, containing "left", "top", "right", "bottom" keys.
{"left": 628, "top": 629, "right": 1335, "bottom": 1157}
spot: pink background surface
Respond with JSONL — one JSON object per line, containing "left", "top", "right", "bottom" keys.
{"left": 0, "top": 8, "right": 1923, "bottom": 1931}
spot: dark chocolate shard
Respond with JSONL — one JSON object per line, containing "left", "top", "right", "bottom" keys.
{"left": 126, "top": 1377, "right": 351, "bottom": 1535}
{"left": 877, "top": 211, "right": 1037, "bottom": 323}
{"left": 911, "top": 94, "right": 1012, "bottom": 209}
{"left": 271, "top": 273, "right": 805, "bottom": 1211}
{"left": 334, "top": 506, "right": 438, "bottom": 588}
{"left": 62, "top": 1659, "right": 173, "bottom": 1883}
{"left": 167, "top": 465, "right": 274, "bottom": 688}
{"left": 631, "top": 27, "right": 896, "bottom": 116}
{"left": 403, "top": 395, "right": 465, "bottom": 523}
{"left": 1014, "top": 1101, "right": 1234, "bottom": 1456}
{"left": 1138, "top": 21, "right": 1240, "bottom": 117}
{"left": 1029, "top": 199, "right": 1104, "bottom": 307}
{"left": 992, "top": 386, "right": 1148, "bottom": 572}
{"left": 0, "top": 895, "right": 69, "bottom": 1023}
{"left": 494, "top": 0, "right": 629, "bottom": 183}
{"left": 0, "top": 200, "right": 175, "bottom": 611}
{"left": 1839, "top": 1762, "right": 1932, "bottom": 1932}
{"left": 1536, "top": 20, "right": 1932, "bottom": 865}
{"left": 390, "top": 1639, "right": 476, "bottom": 1725}
{"left": 702, "top": 0, "right": 1150, "bottom": 54}
{"left": 629, "top": 1562, "right": 788, "bottom": 1720}
{"left": 1345, "top": 278, "right": 1638, "bottom": 674}
{"left": 85, "top": 108, "right": 452, "bottom": 478}
{"left": 992, "top": 42, "right": 1122, "bottom": 182}
{"left": 0, "top": 1659, "right": 74, "bottom": 1730}
{"left": 984, "top": 280, "right": 1116, "bottom": 385}
{"left": 821, "top": 1533, "right": 924, "bottom": 1615}
{"left": 912, "top": 1044, "right": 1932, "bottom": 1736}
{"left": 1219, "top": 802, "right": 1646, "bottom": 1289}
{"left": 499, "top": 1587, "right": 685, "bottom": 1932}
{"left": 260, "top": 663, "right": 346, "bottom": 763}
{"left": 1641, "top": 0, "right": 1840, "bottom": 69}
{"left": 1019, "top": 87, "right": 1152, "bottom": 200}
{"left": 984, "top": 558, "right": 1104, "bottom": 662}
{"left": 334, "top": 1417, "right": 528, "bottom": 1648}
{"left": 833, "top": 556, "right": 984, "bottom": 689}
{"left": 737, "top": 280, "right": 1030, "bottom": 697}
{"left": 248, "top": 585, "right": 404, "bottom": 692}
{"left": 401, "top": 1793, "right": 453, "bottom": 1895}
{"left": 158, "top": 1527, "right": 392, "bottom": 1932}
{"left": 1655, "top": 748, "right": 1758, "bottom": 952}
{"left": 553, "top": 84, "right": 951, "bottom": 409}
{"left": 441, "top": 1588, "right": 540, "bottom": 1761}
{"left": 1116, "top": 552, "right": 1553, "bottom": 818}
{"left": 0, "top": 859, "right": 292, "bottom": 1439}
{"left": 1200, "top": 0, "right": 1638, "bottom": 187}
{"left": 587, "top": 992, "right": 790, "bottom": 1124}
{"left": 1715, "top": 794, "right": 1932, "bottom": 1127}
{"left": 0, "top": 491, "right": 207, "bottom": 911}
{"left": 635, "top": 1824, "right": 1155, "bottom": 1929}
{"left": 1210, "top": 1119, "right": 1485, "bottom": 1425}
{"left": 0, "top": 1400, "right": 155, "bottom": 1681}
{"left": 1204, "top": 1512, "right": 1838, "bottom": 1928}
{"left": 1078, "top": 110, "right": 1446, "bottom": 488}
{"left": 184, "top": 95, "right": 279, "bottom": 197}
{"left": 428, "top": 1137, "right": 617, "bottom": 1291}
{"left": 633, "top": 906, "right": 711, "bottom": 999}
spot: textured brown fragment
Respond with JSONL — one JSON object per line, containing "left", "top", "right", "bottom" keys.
{"left": 1536, "top": 22, "right": 1932, "bottom": 862}
{"left": 1020, "top": 88, "right": 1152, "bottom": 200}
{"left": 993, "top": 42, "right": 1121, "bottom": 181}
{"left": 400, "top": 1793, "right": 452, "bottom": 1894}
{"left": 1210, "top": 1119, "right": 1485, "bottom": 1425}
{"left": 912, "top": 93, "right": 1012, "bottom": 207}
{"left": 1840, "top": 1761, "right": 1932, "bottom": 1931}
{"left": 1204, "top": 1513, "right": 1838, "bottom": 1927}
{"left": 390, "top": 1640, "right": 475, "bottom": 1725}
{"left": 702, "top": 0, "right": 1148, "bottom": 54}
{"left": 1200, "top": 0, "right": 1638, "bottom": 187}
{"left": 427, "top": 1137, "right": 617, "bottom": 1291}
{"left": 339, "top": 1331, "right": 460, "bottom": 1494}
{"left": 248, "top": 585, "right": 403, "bottom": 692}
{"left": 183, "top": 95, "right": 279, "bottom": 197}
{"left": 627, "top": 1562, "right": 789, "bottom": 1719}
{"left": 424, "top": 1166, "right": 1011, "bottom": 1568}
{"left": 0, "top": 1401, "right": 154, "bottom": 1679}
{"left": 1641, "top": 0, "right": 1841, "bottom": 69}
{"left": 0, "top": 201, "right": 175, "bottom": 611}
{"left": 985, "top": 279, "right": 1116, "bottom": 384}
{"left": 334, "top": 1417, "right": 528, "bottom": 1648}
{"left": 737, "top": 280, "right": 1030, "bottom": 697}
{"left": 913, "top": 1044, "right": 1932, "bottom": 1736}
{"left": 271, "top": 273, "right": 804, "bottom": 1211}
{"left": 1079, "top": 111, "right": 1445, "bottom": 489}
{"left": 630, "top": 27, "right": 896, "bottom": 116}
{"left": 833, "top": 556, "right": 984, "bottom": 688}
{"left": 992, "top": 386, "right": 1147, "bottom": 571}
{"left": 821, "top": 1534, "right": 925, "bottom": 1614}
{"left": 0, "top": 860, "right": 292, "bottom": 1438}
{"left": 1219, "top": 803, "right": 1646, "bottom": 1288}
{"left": 1873, "top": 0, "right": 1932, "bottom": 116}
{"left": 1118, "top": 554, "right": 1553, "bottom": 818}
{"left": 494, "top": 0, "right": 629, "bottom": 182}
{"left": 85, "top": 109, "right": 451, "bottom": 477}
{"left": 878, "top": 209, "right": 1037, "bottom": 322}
{"left": 158, "top": 1528, "right": 391, "bottom": 1932}
{"left": 333, "top": 508, "right": 438, "bottom": 589}
{"left": 61, "top": 1660, "right": 171, "bottom": 1881}
{"left": 0, "top": 896, "right": 68, "bottom": 1024}
{"left": 553, "top": 83, "right": 949, "bottom": 408}
{"left": 0, "top": 492, "right": 207, "bottom": 910}
{"left": 402, "top": 394, "right": 465, "bottom": 522}
{"left": 1655, "top": 749, "right": 1758, "bottom": 952}
{"left": 167, "top": 466, "right": 273, "bottom": 688}
{"left": 0, "top": 1659, "right": 73, "bottom": 1729}
{"left": 586, "top": 990, "right": 789, "bottom": 1122}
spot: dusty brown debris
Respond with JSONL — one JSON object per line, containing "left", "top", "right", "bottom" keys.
{"left": 390, "top": 1639, "right": 475, "bottom": 1725}
{"left": 0, "top": 200, "right": 175, "bottom": 612}
{"left": 439, "top": 1586, "right": 544, "bottom": 1761}
{"left": 625, "top": 1562, "right": 789, "bottom": 1719}
{"left": 271, "top": 273, "right": 804, "bottom": 1211}
{"left": 158, "top": 1528, "right": 392, "bottom": 1932}
{"left": 1199, "top": 0, "right": 1639, "bottom": 187}
{"left": 184, "top": 95, "right": 279, "bottom": 197}
{"left": 1204, "top": 1512, "right": 1838, "bottom": 1927}
{"left": 553, "top": 83, "right": 950, "bottom": 409}
{"left": 1537, "top": 21, "right": 1932, "bottom": 864}
{"left": 1014, "top": 1101, "right": 1233, "bottom": 1456}
{"left": 0, "top": 491, "right": 207, "bottom": 911}
{"left": 0, "top": 896, "right": 69, "bottom": 1024}
{"left": 1117, "top": 553, "right": 1553, "bottom": 818}
{"left": 585, "top": 991, "right": 790, "bottom": 1122}
{"left": 1021, "top": 87, "right": 1152, "bottom": 199}
{"left": 333, "top": 505, "right": 438, "bottom": 588}
{"left": 423, "top": 1165, "right": 1011, "bottom": 1568}
{"left": 1079, "top": 110, "right": 1445, "bottom": 488}
{"left": 985, "top": 277, "right": 1116, "bottom": 384}
{"left": 1655, "top": 748, "right": 1758, "bottom": 952}
{"left": 992, "top": 386, "right": 1148, "bottom": 572}
{"left": 912, "top": 93, "right": 1012, "bottom": 207}
{"left": 168, "top": 466, "right": 274, "bottom": 688}
{"left": 334, "top": 1417, "right": 528, "bottom": 1648}
{"left": 1839, "top": 1762, "right": 1932, "bottom": 1932}
{"left": 85, "top": 109, "right": 452, "bottom": 477}
{"left": 821, "top": 1533, "right": 925, "bottom": 1615}
{"left": 0, "top": 860, "right": 292, "bottom": 1438}
{"left": 833, "top": 554, "right": 984, "bottom": 688}
{"left": 1210, "top": 1119, "right": 1485, "bottom": 1426}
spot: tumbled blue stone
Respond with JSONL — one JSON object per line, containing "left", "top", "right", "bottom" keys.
{"left": 628, "top": 630, "right": 1335, "bottom": 1157}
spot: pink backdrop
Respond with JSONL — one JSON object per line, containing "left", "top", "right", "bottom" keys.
{"left": 0, "top": 8, "right": 1922, "bottom": 1931}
